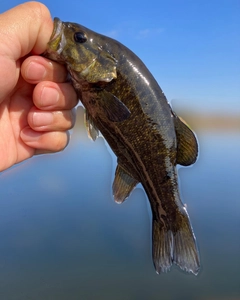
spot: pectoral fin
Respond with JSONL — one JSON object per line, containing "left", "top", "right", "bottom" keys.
{"left": 98, "top": 90, "right": 131, "bottom": 122}
{"left": 113, "top": 164, "right": 138, "bottom": 204}
{"left": 173, "top": 113, "right": 198, "bottom": 166}
{"left": 84, "top": 110, "right": 99, "bottom": 141}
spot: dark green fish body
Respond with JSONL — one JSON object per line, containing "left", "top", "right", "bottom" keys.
{"left": 44, "top": 18, "right": 200, "bottom": 274}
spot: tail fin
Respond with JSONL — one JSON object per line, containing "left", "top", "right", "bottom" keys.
{"left": 152, "top": 208, "right": 200, "bottom": 275}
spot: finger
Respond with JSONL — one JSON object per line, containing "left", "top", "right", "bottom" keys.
{"left": 20, "top": 127, "right": 69, "bottom": 153}
{"left": 21, "top": 56, "right": 68, "bottom": 84}
{"left": 27, "top": 108, "right": 76, "bottom": 132}
{"left": 33, "top": 81, "right": 78, "bottom": 110}
{"left": 0, "top": 2, "right": 53, "bottom": 58}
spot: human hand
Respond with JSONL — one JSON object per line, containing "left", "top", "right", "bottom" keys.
{"left": 0, "top": 2, "right": 78, "bottom": 172}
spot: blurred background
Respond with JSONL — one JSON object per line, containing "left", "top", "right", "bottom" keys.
{"left": 0, "top": 0, "right": 239, "bottom": 299}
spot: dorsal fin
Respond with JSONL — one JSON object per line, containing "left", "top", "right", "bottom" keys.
{"left": 112, "top": 164, "right": 138, "bottom": 204}
{"left": 173, "top": 113, "right": 198, "bottom": 166}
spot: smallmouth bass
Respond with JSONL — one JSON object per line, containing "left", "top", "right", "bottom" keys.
{"left": 44, "top": 18, "right": 200, "bottom": 275}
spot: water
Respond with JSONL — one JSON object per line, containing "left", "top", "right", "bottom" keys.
{"left": 0, "top": 108, "right": 239, "bottom": 300}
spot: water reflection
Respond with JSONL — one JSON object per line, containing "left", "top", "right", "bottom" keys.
{"left": 0, "top": 107, "right": 239, "bottom": 300}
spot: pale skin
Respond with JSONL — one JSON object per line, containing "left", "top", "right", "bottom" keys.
{"left": 0, "top": 2, "right": 78, "bottom": 172}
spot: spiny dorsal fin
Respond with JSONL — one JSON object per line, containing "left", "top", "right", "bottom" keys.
{"left": 84, "top": 110, "right": 99, "bottom": 141}
{"left": 112, "top": 164, "right": 138, "bottom": 204}
{"left": 173, "top": 113, "right": 198, "bottom": 166}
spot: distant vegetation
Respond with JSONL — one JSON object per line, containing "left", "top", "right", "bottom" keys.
{"left": 175, "top": 110, "right": 240, "bottom": 132}
{"left": 75, "top": 106, "right": 239, "bottom": 134}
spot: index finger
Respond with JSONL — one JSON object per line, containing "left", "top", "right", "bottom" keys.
{"left": 21, "top": 56, "right": 68, "bottom": 84}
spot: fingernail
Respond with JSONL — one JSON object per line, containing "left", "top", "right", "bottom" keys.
{"left": 41, "top": 87, "right": 59, "bottom": 107}
{"left": 32, "top": 112, "right": 54, "bottom": 127}
{"left": 20, "top": 127, "right": 42, "bottom": 142}
{"left": 26, "top": 62, "right": 46, "bottom": 81}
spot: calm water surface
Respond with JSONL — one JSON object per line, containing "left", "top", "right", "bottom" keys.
{"left": 0, "top": 108, "right": 239, "bottom": 300}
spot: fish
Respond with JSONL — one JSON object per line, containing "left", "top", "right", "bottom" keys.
{"left": 43, "top": 17, "right": 200, "bottom": 275}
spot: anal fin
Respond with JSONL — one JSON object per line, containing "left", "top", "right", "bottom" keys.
{"left": 112, "top": 164, "right": 138, "bottom": 204}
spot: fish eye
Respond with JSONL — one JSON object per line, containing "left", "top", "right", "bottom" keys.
{"left": 74, "top": 32, "right": 87, "bottom": 43}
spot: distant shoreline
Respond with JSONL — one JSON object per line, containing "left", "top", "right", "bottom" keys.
{"left": 75, "top": 106, "right": 239, "bottom": 133}
{"left": 175, "top": 110, "right": 240, "bottom": 132}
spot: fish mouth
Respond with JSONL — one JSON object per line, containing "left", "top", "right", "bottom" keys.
{"left": 47, "top": 17, "right": 66, "bottom": 57}
{"left": 50, "top": 17, "right": 63, "bottom": 41}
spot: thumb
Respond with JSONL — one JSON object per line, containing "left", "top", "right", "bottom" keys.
{"left": 0, "top": 1, "right": 53, "bottom": 59}
{"left": 0, "top": 2, "right": 53, "bottom": 102}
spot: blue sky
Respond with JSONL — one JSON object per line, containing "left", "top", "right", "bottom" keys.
{"left": 2, "top": 0, "right": 240, "bottom": 114}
